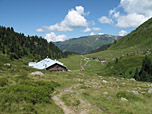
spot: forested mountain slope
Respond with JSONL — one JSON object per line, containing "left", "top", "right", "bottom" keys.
{"left": 0, "top": 26, "right": 72, "bottom": 60}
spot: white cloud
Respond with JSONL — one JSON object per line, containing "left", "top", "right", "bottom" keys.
{"left": 113, "top": 12, "right": 120, "bottom": 18}
{"left": 35, "top": 28, "right": 44, "bottom": 32}
{"left": 81, "top": 27, "right": 91, "bottom": 33}
{"left": 109, "top": 9, "right": 116, "bottom": 16}
{"left": 48, "top": 24, "right": 72, "bottom": 32}
{"left": 110, "top": 0, "right": 152, "bottom": 28}
{"left": 93, "top": 27, "right": 101, "bottom": 31}
{"left": 98, "top": 33, "right": 104, "bottom": 35}
{"left": 120, "top": 0, "right": 152, "bottom": 17}
{"left": 75, "top": 6, "right": 84, "bottom": 15}
{"left": 36, "top": 6, "right": 88, "bottom": 32}
{"left": 45, "top": 32, "right": 67, "bottom": 42}
{"left": 61, "top": 6, "right": 88, "bottom": 28}
{"left": 118, "top": 30, "right": 127, "bottom": 36}
{"left": 116, "top": 13, "right": 149, "bottom": 28}
{"left": 98, "top": 16, "right": 113, "bottom": 24}
{"left": 99, "top": 0, "right": 152, "bottom": 28}
{"left": 90, "top": 32, "right": 95, "bottom": 36}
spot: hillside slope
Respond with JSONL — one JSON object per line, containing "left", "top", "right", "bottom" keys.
{"left": 87, "top": 17, "right": 152, "bottom": 77}
{"left": 60, "top": 18, "right": 152, "bottom": 79}
{"left": 110, "top": 18, "right": 152, "bottom": 50}
{"left": 55, "top": 34, "right": 121, "bottom": 54}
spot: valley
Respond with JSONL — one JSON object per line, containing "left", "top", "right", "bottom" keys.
{"left": 0, "top": 11, "right": 152, "bottom": 114}
{"left": 0, "top": 52, "right": 152, "bottom": 114}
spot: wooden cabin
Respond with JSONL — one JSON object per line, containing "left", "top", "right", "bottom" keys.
{"left": 29, "top": 58, "right": 68, "bottom": 72}
{"left": 46, "top": 63, "right": 68, "bottom": 72}
{"left": 98, "top": 58, "right": 106, "bottom": 64}
{"left": 93, "top": 57, "right": 98, "bottom": 60}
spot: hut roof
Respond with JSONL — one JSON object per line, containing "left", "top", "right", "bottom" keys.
{"left": 28, "top": 58, "right": 67, "bottom": 70}
{"left": 99, "top": 58, "right": 106, "bottom": 61}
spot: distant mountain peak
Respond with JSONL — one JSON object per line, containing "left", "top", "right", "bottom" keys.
{"left": 54, "top": 34, "right": 122, "bottom": 54}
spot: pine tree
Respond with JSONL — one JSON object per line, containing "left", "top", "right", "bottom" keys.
{"left": 134, "top": 68, "right": 140, "bottom": 80}
{"left": 115, "top": 58, "right": 118, "bottom": 64}
{"left": 138, "top": 56, "right": 152, "bottom": 82}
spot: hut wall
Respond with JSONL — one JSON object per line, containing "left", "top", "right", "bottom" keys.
{"left": 46, "top": 64, "right": 67, "bottom": 72}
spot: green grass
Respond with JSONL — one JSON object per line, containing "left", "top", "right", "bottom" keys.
{"left": 61, "top": 93, "right": 80, "bottom": 106}
{"left": 0, "top": 51, "right": 152, "bottom": 114}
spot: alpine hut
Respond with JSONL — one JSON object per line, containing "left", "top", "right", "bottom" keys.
{"left": 29, "top": 57, "right": 68, "bottom": 72}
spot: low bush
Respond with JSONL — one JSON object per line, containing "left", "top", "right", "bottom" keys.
{"left": 116, "top": 91, "right": 142, "bottom": 101}
{"left": 0, "top": 80, "right": 60, "bottom": 113}
{"left": 0, "top": 78, "right": 8, "bottom": 87}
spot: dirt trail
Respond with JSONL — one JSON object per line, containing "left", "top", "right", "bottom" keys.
{"left": 52, "top": 85, "right": 80, "bottom": 114}
{"left": 52, "top": 83, "right": 111, "bottom": 114}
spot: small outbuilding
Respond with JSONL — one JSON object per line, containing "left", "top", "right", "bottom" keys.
{"left": 99, "top": 58, "right": 106, "bottom": 64}
{"left": 93, "top": 57, "right": 98, "bottom": 60}
{"left": 28, "top": 58, "right": 68, "bottom": 72}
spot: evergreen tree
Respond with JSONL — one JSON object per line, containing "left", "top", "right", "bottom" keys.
{"left": 133, "top": 68, "right": 140, "bottom": 80}
{"left": 115, "top": 58, "right": 119, "bottom": 64}
{"left": 0, "top": 26, "right": 73, "bottom": 60}
{"left": 137, "top": 56, "right": 152, "bottom": 82}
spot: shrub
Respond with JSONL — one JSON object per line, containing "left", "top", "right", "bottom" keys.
{"left": 0, "top": 80, "right": 60, "bottom": 113}
{"left": 116, "top": 91, "right": 142, "bottom": 101}
{"left": 0, "top": 78, "right": 8, "bottom": 87}
{"left": 134, "top": 56, "right": 152, "bottom": 82}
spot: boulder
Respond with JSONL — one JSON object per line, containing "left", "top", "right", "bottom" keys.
{"left": 30, "top": 71, "right": 44, "bottom": 77}
{"left": 129, "top": 78, "right": 136, "bottom": 81}
{"left": 121, "top": 97, "right": 128, "bottom": 101}
{"left": 4, "top": 63, "right": 11, "bottom": 67}
{"left": 102, "top": 80, "right": 108, "bottom": 83}
{"left": 132, "top": 91, "right": 139, "bottom": 95}
{"left": 103, "top": 92, "right": 108, "bottom": 95}
{"left": 147, "top": 84, "right": 152, "bottom": 87}
{"left": 148, "top": 89, "right": 152, "bottom": 94}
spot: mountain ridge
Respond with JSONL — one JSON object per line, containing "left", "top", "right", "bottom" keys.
{"left": 54, "top": 34, "right": 122, "bottom": 54}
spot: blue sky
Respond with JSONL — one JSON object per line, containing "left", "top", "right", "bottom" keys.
{"left": 0, "top": 0, "right": 152, "bottom": 42}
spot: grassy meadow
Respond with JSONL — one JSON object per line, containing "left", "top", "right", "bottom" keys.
{"left": 0, "top": 46, "right": 152, "bottom": 114}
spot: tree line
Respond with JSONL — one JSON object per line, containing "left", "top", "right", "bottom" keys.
{"left": 134, "top": 56, "right": 152, "bottom": 82}
{"left": 0, "top": 26, "right": 73, "bottom": 60}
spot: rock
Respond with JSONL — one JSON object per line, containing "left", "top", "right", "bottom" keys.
{"left": 103, "top": 92, "right": 108, "bottom": 95}
{"left": 4, "top": 63, "right": 11, "bottom": 67}
{"left": 129, "top": 78, "right": 136, "bottom": 81}
{"left": 30, "top": 71, "right": 44, "bottom": 77}
{"left": 122, "top": 83, "right": 125, "bottom": 85}
{"left": 141, "top": 92, "right": 146, "bottom": 94}
{"left": 126, "top": 90, "right": 130, "bottom": 92}
{"left": 136, "top": 87, "right": 141, "bottom": 89}
{"left": 147, "top": 84, "right": 152, "bottom": 87}
{"left": 132, "top": 91, "right": 139, "bottom": 95}
{"left": 103, "top": 80, "right": 108, "bottom": 83}
{"left": 121, "top": 97, "right": 128, "bottom": 101}
{"left": 148, "top": 89, "right": 152, "bottom": 94}
{"left": 107, "top": 96, "right": 112, "bottom": 99}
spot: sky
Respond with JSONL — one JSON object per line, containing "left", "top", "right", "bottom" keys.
{"left": 0, "top": 0, "right": 152, "bottom": 42}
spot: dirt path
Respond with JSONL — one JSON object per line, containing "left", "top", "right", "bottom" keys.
{"left": 52, "top": 85, "right": 79, "bottom": 114}
{"left": 80, "top": 55, "right": 90, "bottom": 70}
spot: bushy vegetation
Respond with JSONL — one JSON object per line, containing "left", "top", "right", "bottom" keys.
{"left": 0, "top": 78, "right": 8, "bottom": 86}
{"left": 0, "top": 26, "right": 73, "bottom": 60}
{"left": 134, "top": 56, "right": 152, "bottom": 82}
{"left": 0, "top": 80, "right": 60, "bottom": 113}
{"left": 116, "top": 91, "right": 142, "bottom": 101}
{"left": 89, "top": 43, "right": 113, "bottom": 53}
